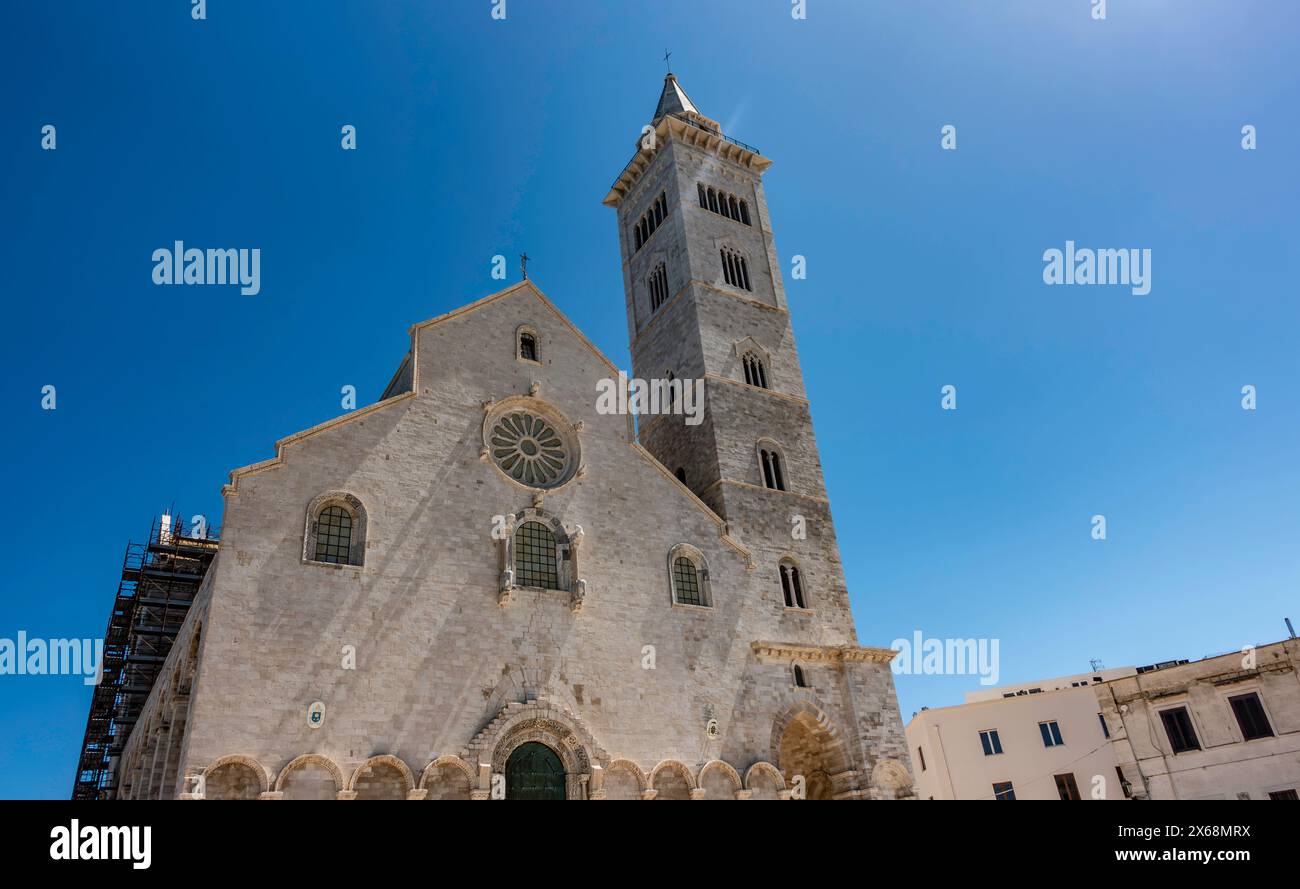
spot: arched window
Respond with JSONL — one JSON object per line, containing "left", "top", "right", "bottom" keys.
{"left": 697, "top": 183, "right": 752, "bottom": 227}
{"left": 759, "top": 446, "right": 786, "bottom": 491}
{"left": 742, "top": 352, "right": 768, "bottom": 389}
{"left": 515, "top": 521, "right": 558, "bottom": 589}
{"left": 303, "top": 492, "right": 368, "bottom": 567}
{"left": 314, "top": 506, "right": 352, "bottom": 564}
{"left": 793, "top": 664, "right": 808, "bottom": 688}
{"left": 672, "top": 558, "right": 702, "bottom": 606}
{"left": 667, "top": 544, "right": 712, "bottom": 607}
{"left": 648, "top": 263, "right": 669, "bottom": 312}
{"left": 519, "top": 332, "right": 537, "bottom": 362}
{"left": 780, "top": 559, "right": 806, "bottom": 609}
{"left": 631, "top": 192, "right": 669, "bottom": 255}
{"left": 721, "top": 247, "right": 752, "bottom": 291}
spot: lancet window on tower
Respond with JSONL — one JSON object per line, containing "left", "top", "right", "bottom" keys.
{"left": 697, "top": 182, "right": 751, "bottom": 226}
{"left": 780, "top": 559, "right": 807, "bottom": 609}
{"left": 721, "top": 247, "right": 751, "bottom": 291}
{"left": 631, "top": 191, "right": 669, "bottom": 255}
{"left": 648, "top": 262, "right": 669, "bottom": 312}
{"left": 759, "top": 445, "right": 786, "bottom": 491}
{"left": 742, "top": 352, "right": 768, "bottom": 389}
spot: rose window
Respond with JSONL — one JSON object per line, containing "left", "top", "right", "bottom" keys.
{"left": 488, "top": 411, "right": 571, "bottom": 487}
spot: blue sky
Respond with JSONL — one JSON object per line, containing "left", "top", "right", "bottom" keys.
{"left": 1, "top": 1, "right": 1297, "bottom": 798}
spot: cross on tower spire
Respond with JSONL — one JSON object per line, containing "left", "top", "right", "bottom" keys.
{"left": 520, "top": 252, "right": 529, "bottom": 281}
{"left": 662, "top": 48, "right": 672, "bottom": 74}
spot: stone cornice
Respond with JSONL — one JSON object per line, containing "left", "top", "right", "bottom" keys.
{"left": 605, "top": 119, "right": 771, "bottom": 208}
{"left": 751, "top": 641, "right": 898, "bottom": 665}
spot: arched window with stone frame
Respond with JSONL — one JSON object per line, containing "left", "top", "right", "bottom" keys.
{"left": 793, "top": 662, "right": 810, "bottom": 688}
{"left": 303, "top": 491, "right": 368, "bottom": 567}
{"left": 742, "top": 351, "right": 769, "bottom": 389}
{"left": 779, "top": 557, "right": 807, "bottom": 610}
{"left": 720, "top": 246, "right": 752, "bottom": 291}
{"left": 667, "top": 543, "right": 712, "bottom": 608}
{"left": 756, "top": 440, "right": 788, "bottom": 492}
{"left": 515, "top": 520, "right": 559, "bottom": 589}
{"left": 497, "top": 507, "right": 584, "bottom": 608}
{"left": 516, "top": 324, "right": 541, "bottom": 364}
{"left": 648, "top": 262, "right": 669, "bottom": 313}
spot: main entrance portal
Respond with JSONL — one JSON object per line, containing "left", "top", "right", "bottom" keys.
{"left": 504, "top": 742, "right": 566, "bottom": 800}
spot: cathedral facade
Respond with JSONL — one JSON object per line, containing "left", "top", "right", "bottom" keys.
{"left": 114, "top": 75, "right": 914, "bottom": 800}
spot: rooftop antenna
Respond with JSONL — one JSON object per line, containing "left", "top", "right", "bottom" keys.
{"left": 1286, "top": 617, "right": 1296, "bottom": 639}
{"left": 1089, "top": 658, "right": 1104, "bottom": 672}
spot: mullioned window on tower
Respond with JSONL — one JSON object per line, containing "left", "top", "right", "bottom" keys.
{"left": 697, "top": 183, "right": 751, "bottom": 225}
{"left": 631, "top": 192, "right": 669, "bottom": 253}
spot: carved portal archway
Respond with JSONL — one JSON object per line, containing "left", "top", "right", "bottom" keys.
{"left": 464, "top": 699, "right": 608, "bottom": 800}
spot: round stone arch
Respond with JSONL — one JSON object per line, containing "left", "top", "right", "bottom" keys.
{"left": 274, "top": 753, "right": 345, "bottom": 799}
{"left": 770, "top": 700, "right": 852, "bottom": 800}
{"left": 870, "top": 758, "right": 915, "bottom": 800}
{"left": 698, "top": 759, "right": 743, "bottom": 799}
{"left": 202, "top": 755, "right": 270, "bottom": 800}
{"left": 648, "top": 759, "right": 698, "bottom": 800}
{"left": 347, "top": 754, "right": 415, "bottom": 799}
{"left": 418, "top": 755, "right": 476, "bottom": 800}
{"left": 302, "top": 490, "right": 369, "bottom": 567}
{"left": 744, "top": 761, "right": 787, "bottom": 799}
{"left": 603, "top": 758, "right": 649, "bottom": 800}
{"left": 470, "top": 701, "right": 608, "bottom": 800}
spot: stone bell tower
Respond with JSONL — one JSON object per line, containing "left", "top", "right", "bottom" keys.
{"left": 605, "top": 73, "right": 859, "bottom": 644}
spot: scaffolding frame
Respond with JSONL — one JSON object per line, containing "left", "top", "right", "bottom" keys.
{"left": 71, "top": 512, "right": 219, "bottom": 800}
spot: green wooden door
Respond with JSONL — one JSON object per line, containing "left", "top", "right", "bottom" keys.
{"left": 505, "top": 742, "right": 566, "bottom": 800}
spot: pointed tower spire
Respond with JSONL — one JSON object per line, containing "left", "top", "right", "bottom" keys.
{"left": 652, "top": 73, "right": 700, "bottom": 123}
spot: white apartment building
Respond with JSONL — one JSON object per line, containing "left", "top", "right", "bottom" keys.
{"left": 907, "top": 668, "right": 1136, "bottom": 800}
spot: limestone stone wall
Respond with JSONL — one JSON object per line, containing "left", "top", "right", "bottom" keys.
{"left": 157, "top": 283, "right": 910, "bottom": 799}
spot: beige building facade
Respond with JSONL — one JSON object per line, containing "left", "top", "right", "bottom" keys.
{"left": 111, "top": 75, "right": 914, "bottom": 800}
{"left": 1096, "top": 638, "right": 1300, "bottom": 801}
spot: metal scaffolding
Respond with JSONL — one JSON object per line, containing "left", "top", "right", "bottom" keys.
{"left": 71, "top": 512, "right": 219, "bottom": 800}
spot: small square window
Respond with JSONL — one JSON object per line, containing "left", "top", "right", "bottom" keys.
{"left": 993, "top": 781, "right": 1015, "bottom": 800}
